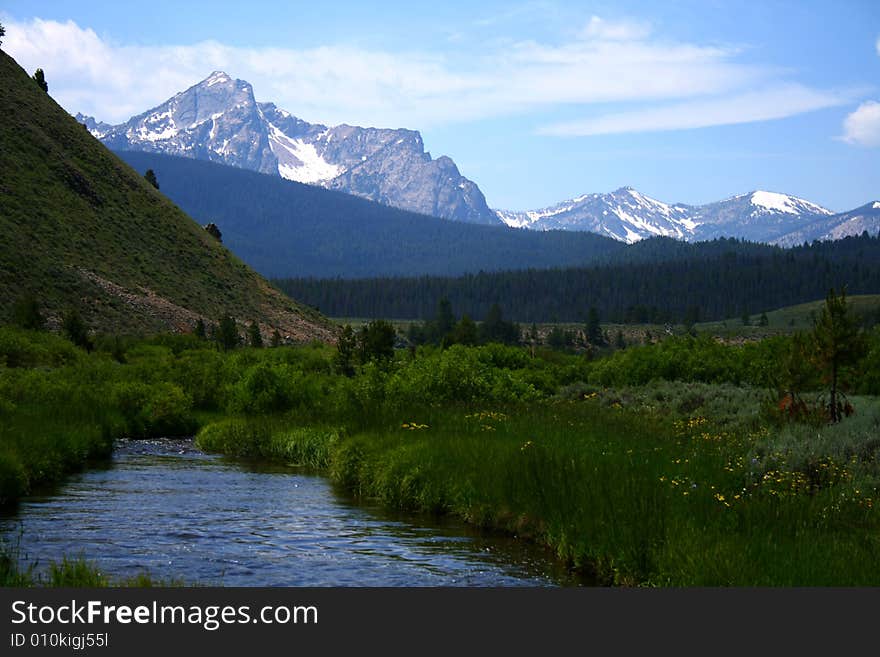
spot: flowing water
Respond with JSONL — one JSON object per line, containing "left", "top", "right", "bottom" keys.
{"left": 1, "top": 438, "right": 587, "bottom": 586}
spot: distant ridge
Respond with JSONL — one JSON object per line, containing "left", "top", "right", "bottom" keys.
{"left": 493, "top": 187, "right": 864, "bottom": 244}
{"left": 113, "top": 150, "right": 627, "bottom": 279}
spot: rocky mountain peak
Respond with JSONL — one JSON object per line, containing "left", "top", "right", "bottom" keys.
{"left": 87, "top": 72, "right": 499, "bottom": 225}
{"left": 494, "top": 185, "right": 867, "bottom": 246}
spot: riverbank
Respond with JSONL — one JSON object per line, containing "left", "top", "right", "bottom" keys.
{"left": 195, "top": 391, "right": 880, "bottom": 586}
{"left": 2, "top": 326, "right": 879, "bottom": 585}
{"left": 1, "top": 551, "right": 177, "bottom": 587}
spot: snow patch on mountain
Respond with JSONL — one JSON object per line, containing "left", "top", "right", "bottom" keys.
{"left": 268, "top": 124, "right": 342, "bottom": 184}
{"left": 204, "top": 71, "right": 231, "bottom": 87}
{"left": 749, "top": 190, "right": 832, "bottom": 216}
{"left": 133, "top": 109, "right": 177, "bottom": 142}
{"left": 495, "top": 187, "right": 693, "bottom": 243}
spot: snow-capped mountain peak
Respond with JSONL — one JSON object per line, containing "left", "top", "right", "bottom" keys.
{"left": 88, "top": 72, "right": 499, "bottom": 224}
{"left": 746, "top": 190, "right": 833, "bottom": 217}
{"left": 74, "top": 113, "right": 113, "bottom": 138}
{"left": 204, "top": 71, "right": 232, "bottom": 86}
{"left": 773, "top": 200, "right": 880, "bottom": 246}
{"left": 495, "top": 187, "right": 841, "bottom": 244}
{"left": 496, "top": 186, "right": 695, "bottom": 243}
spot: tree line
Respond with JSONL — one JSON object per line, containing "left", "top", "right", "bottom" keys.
{"left": 275, "top": 231, "right": 880, "bottom": 323}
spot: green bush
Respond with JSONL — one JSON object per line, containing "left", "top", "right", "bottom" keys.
{"left": 0, "top": 451, "right": 27, "bottom": 505}
{"left": 112, "top": 381, "right": 195, "bottom": 437}
{"left": 0, "top": 327, "right": 81, "bottom": 368}
{"left": 475, "top": 343, "right": 531, "bottom": 370}
{"left": 856, "top": 329, "right": 880, "bottom": 395}
{"left": 227, "top": 362, "right": 294, "bottom": 415}
{"left": 172, "top": 349, "right": 230, "bottom": 410}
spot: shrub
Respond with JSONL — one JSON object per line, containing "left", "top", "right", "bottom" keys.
{"left": 0, "top": 327, "right": 80, "bottom": 368}
{"left": 226, "top": 362, "right": 294, "bottom": 415}
{"left": 112, "top": 381, "right": 195, "bottom": 437}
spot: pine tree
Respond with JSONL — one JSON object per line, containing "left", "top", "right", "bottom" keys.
{"left": 270, "top": 329, "right": 282, "bottom": 348}
{"left": 811, "top": 288, "right": 866, "bottom": 422}
{"left": 546, "top": 325, "right": 566, "bottom": 349}
{"left": 144, "top": 169, "right": 160, "bottom": 190}
{"left": 62, "top": 307, "right": 91, "bottom": 351}
{"left": 33, "top": 68, "right": 48, "bottom": 93}
{"left": 479, "top": 303, "right": 518, "bottom": 345}
{"left": 450, "top": 315, "right": 477, "bottom": 346}
{"left": 248, "top": 320, "right": 263, "bottom": 348}
{"left": 334, "top": 324, "right": 357, "bottom": 376}
{"left": 193, "top": 318, "right": 207, "bottom": 339}
{"left": 433, "top": 297, "right": 456, "bottom": 344}
{"left": 204, "top": 223, "right": 223, "bottom": 243}
{"left": 215, "top": 315, "right": 240, "bottom": 351}
{"left": 683, "top": 305, "right": 701, "bottom": 331}
{"left": 586, "top": 307, "right": 603, "bottom": 345}
{"left": 0, "top": 22, "right": 6, "bottom": 48}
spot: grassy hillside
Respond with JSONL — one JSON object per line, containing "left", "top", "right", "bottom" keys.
{"left": 695, "top": 294, "right": 880, "bottom": 339}
{"left": 0, "top": 51, "right": 334, "bottom": 341}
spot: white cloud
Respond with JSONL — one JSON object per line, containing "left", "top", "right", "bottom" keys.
{"left": 840, "top": 101, "right": 880, "bottom": 147}
{"left": 581, "top": 16, "right": 652, "bottom": 41}
{"left": 539, "top": 85, "right": 856, "bottom": 136}
{"left": 0, "top": 16, "right": 845, "bottom": 136}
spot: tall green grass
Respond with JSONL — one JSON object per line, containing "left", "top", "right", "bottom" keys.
{"left": 197, "top": 396, "right": 880, "bottom": 585}
{"left": 0, "top": 545, "right": 181, "bottom": 587}
{"left": 196, "top": 419, "right": 341, "bottom": 468}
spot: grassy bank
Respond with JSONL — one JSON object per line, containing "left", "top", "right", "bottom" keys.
{"left": 1, "top": 542, "right": 180, "bottom": 587}
{"left": 195, "top": 387, "right": 880, "bottom": 585}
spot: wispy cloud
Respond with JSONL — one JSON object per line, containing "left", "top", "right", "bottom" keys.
{"left": 539, "top": 85, "right": 858, "bottom": 136}
{"left": 1, "top": 15, "right": 847, "bottom": 136}
{"left": 581, "top": 15, "right": 652, "bottom": 41}
{"left": 840, "top": 100, "right": 880, "bottom": 147}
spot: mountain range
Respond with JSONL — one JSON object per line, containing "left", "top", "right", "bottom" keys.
{"left": 77, "top": 71, "right": 498, "bottom": 225}
{"left": 496, "top": 187, "right": 879, "bottom": 245}
{"left": 78, "top": 72, "right": 879, "bottom": 246}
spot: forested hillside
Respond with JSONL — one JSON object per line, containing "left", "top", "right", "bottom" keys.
{"left": 114, "top": 151, "right": 626, "bottom": 277}
{"left": 276, "top": 232, "right": 880, "bottom": 322}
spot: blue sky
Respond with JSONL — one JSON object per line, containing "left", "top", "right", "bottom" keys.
{"left": 2, "top": 0, "right": 878, "bottom": 211}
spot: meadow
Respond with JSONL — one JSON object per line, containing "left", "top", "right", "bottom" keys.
{"left": 2, "top": 312, "right": 879, "bottom": 585}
